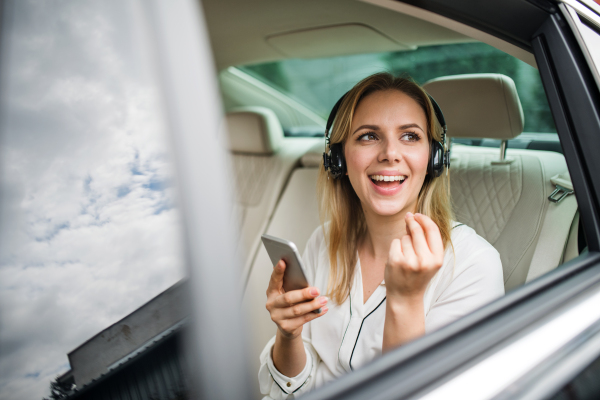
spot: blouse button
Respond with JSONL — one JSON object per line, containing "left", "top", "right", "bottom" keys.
{"left": 286, "top": 382, "right": 291, "bottom": 387}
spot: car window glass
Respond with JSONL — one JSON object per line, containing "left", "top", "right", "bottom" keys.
{"left": 0, "top": 1, "right": 186, "bottom": 399}
{"left": 238, "top": 42, "right": 556, "bottom": 136}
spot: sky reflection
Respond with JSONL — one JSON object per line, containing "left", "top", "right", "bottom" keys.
{"left": 0, "top": 1, "right": 185, "bottom": 398}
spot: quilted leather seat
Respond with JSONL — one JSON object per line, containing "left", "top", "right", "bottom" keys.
{"left": 225, "top": 107, "right": 319, "bottom": 276}
{"left": 423, "top": 73, "right": 576, "bottom": 290}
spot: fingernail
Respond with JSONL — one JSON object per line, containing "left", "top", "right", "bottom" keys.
{"left": 319, "top": 296, "right": 328, "bottom": 305}
{"left": 310, "top": 288, "right": 319, "bottom": 296}
{"left": 406, "top": 212, "right": 413, "bottom": 218}
{"left": 415, "top": 213, "right": 422, "bottom": 217}
{"left": 321, "top": 307, "right": 329, "bottom": 313}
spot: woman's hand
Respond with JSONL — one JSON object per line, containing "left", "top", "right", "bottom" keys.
{"left": 266, "top": 260, "right": 328, "bottom": 340}
{"left": 385, "top": 212, "right": 444, "bottom": 300}
{"left": 382, "top": 212, "right": 444, "bottom": 351}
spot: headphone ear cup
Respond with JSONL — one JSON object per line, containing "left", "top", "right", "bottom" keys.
{"left": 428, "top": 141, "right": 444, "bottom": 178}
{"left": 329, "top": 143, "right": 346, "bottom": 179}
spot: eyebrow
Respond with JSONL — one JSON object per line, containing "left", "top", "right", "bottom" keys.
{"left": 352, "top": 123, "right": 425, "bottom": 135}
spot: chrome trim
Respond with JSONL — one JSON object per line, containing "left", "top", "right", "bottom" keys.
{"left": 417, "top": 284, "right": 600, "bottom": 399}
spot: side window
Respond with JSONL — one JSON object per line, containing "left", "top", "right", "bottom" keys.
{"left": 0, "top": 1, "right": 186, "bottom": 398}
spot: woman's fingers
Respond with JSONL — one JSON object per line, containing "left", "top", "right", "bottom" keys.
{"left": 277, "top": 307, "right": 329, "bottom": 333}
{"left": 414, "top": 213, "right": 444, "bottom": 258}
{"left": 387, "top": 238, "right": 403, "bottom": 264}
{"left": 272, "top": 286, "right": 320, "bottom": 309}
{"left": 265, "top": 261, "right": 327, "bottom": 339}
{"left": 278, "top": 295, "right": 328, "bottom": 319}
{"left": 400, "top": 235, "right": 416, "bottom": 266}
{"left": 405, "top": 212, "right": 430, "bottom": 257}
{"left": 266, "top": 260, "right": 286, "bottom": 297}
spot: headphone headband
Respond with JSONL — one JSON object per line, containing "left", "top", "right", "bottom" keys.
{"left": 325, "top": 92, "right": 347, "bottom": 143}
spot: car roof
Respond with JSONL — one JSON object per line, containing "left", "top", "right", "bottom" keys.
{"left": 202, "top": 0, "right": 469, "bottom": 69}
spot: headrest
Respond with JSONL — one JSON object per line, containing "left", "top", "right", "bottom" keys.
{"left": 423, "top": 74, "right": 524, "bottom": 139}
{"left": 225, "top": 107, "right": 283, "bottom": 154}
{"left": 301, "top": 142, "right": 324, "bottom": 167}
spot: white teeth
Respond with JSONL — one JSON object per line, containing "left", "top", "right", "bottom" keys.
{"left": 370, "top": 175, "right": 406, "bottom": 182}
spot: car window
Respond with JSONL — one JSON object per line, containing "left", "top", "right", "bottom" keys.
{"left": 239, "top": 42, "right": 556, "bottom": 136}
{"left": 0, "top": 1, "right": 187, "bottom": 398}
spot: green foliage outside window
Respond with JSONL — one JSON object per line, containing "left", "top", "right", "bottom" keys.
{"left": 241, "top": 42, "right": 555, "bottom": 134}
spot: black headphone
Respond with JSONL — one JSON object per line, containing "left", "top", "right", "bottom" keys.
{"left": 323, "top": 91, "right": 449, "bottom": 179}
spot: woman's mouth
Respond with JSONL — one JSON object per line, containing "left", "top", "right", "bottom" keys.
{"left": 369, "top": 174, "right": 407, "bottom": 188}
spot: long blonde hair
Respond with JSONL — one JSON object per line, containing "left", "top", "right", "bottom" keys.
{"left": 317, "top": 72, "right": 453, "bottom": 304}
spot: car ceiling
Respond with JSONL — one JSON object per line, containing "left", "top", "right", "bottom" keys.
{"left": 200, "top": 0, "right": 472, "bottom": 70}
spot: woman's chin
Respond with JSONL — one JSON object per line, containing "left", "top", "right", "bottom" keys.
{"left": 366, "top": 202, "right": 411, "bottom": 218}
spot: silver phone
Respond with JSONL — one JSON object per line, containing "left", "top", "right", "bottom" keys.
{"left": 261, "top": 234, "right": 310, "bottom": 292}
{"left": 261, "top": 234, "right": 321, "bottom": 313}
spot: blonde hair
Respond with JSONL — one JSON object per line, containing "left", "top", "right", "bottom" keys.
{"left": 317, "top": 72, "right": 454, "bottom": 304}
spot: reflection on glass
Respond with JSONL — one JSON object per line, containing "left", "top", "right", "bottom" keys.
{"left": 0, "top": 1, "right": 185, "bottom": 399}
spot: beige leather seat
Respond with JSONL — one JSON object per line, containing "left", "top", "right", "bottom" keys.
{"left": 242, "top": 75, "right": 578, "bottom": 393}
{"left": 225, "top": 106, "right": 320, "bottom": 276}
{"left": 242, "top": 158, "right": 320, "bottom": 398}
{"left": 423, "top": 74, "right": 578, "bottom": 289}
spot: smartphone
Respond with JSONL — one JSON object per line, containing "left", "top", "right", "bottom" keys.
{"left": 261, "top": 234, "right": 310, "bottom": 292}
{"left": 261, "top": 234, "right": 321, "bottom": 313}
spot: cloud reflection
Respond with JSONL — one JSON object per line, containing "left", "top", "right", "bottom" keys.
{"left": 0, "top": 1, "right": 185, "bottom": 398}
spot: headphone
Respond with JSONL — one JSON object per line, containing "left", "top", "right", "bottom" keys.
{"left": 323, "top": 91, "right": 450, "bottom": 179}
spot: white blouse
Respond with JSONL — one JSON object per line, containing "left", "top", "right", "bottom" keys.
{"left": 258, "top": 223, "right": 505, "bottom": 399}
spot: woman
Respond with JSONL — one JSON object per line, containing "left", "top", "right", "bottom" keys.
{"left": 259, "top": 73, "right": 504, "bottom": 399}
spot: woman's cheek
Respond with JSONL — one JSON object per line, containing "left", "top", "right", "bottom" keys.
{"left": 405, "top": 150, "right": 430, "bottom": 177}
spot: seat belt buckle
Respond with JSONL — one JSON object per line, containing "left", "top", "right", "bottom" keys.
{"left": 548, "top": 173, "right": 574, "bottom": 203}
{"left": 549, "top": 185, "right": 574, "bottom": 203}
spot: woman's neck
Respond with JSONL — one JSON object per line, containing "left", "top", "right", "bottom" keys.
{"left": 360, "top": 207, "right": 414, "bottom": 261}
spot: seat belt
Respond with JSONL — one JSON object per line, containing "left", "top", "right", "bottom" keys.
{"left": 526, "top": 173, "right": 578, "bottom": 283}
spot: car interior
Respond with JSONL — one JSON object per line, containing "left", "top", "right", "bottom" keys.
{"left": 201, "top": 0, "right": 583, "bottom": 394}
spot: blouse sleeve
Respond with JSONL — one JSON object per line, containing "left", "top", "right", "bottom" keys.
{"left": 426, "top": 241, "right": 505, "bottom": 332}
{"left": 258, "top": 336, "right": 320, "bottom": 399}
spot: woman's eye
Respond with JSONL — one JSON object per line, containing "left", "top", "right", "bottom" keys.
{"left": 358, "top": 132, "right": 377, "bottom": 141}
{"left": 401, "top": 132, "right": 421, "bottom": 142}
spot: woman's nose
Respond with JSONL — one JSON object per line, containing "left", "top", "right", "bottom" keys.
{"left": 378, "top": 139, "right": 402, "bottom": 163}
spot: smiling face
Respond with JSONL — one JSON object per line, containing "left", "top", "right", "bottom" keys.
{"left": 344, "top": 89, "right": 430, "bottom": 218}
